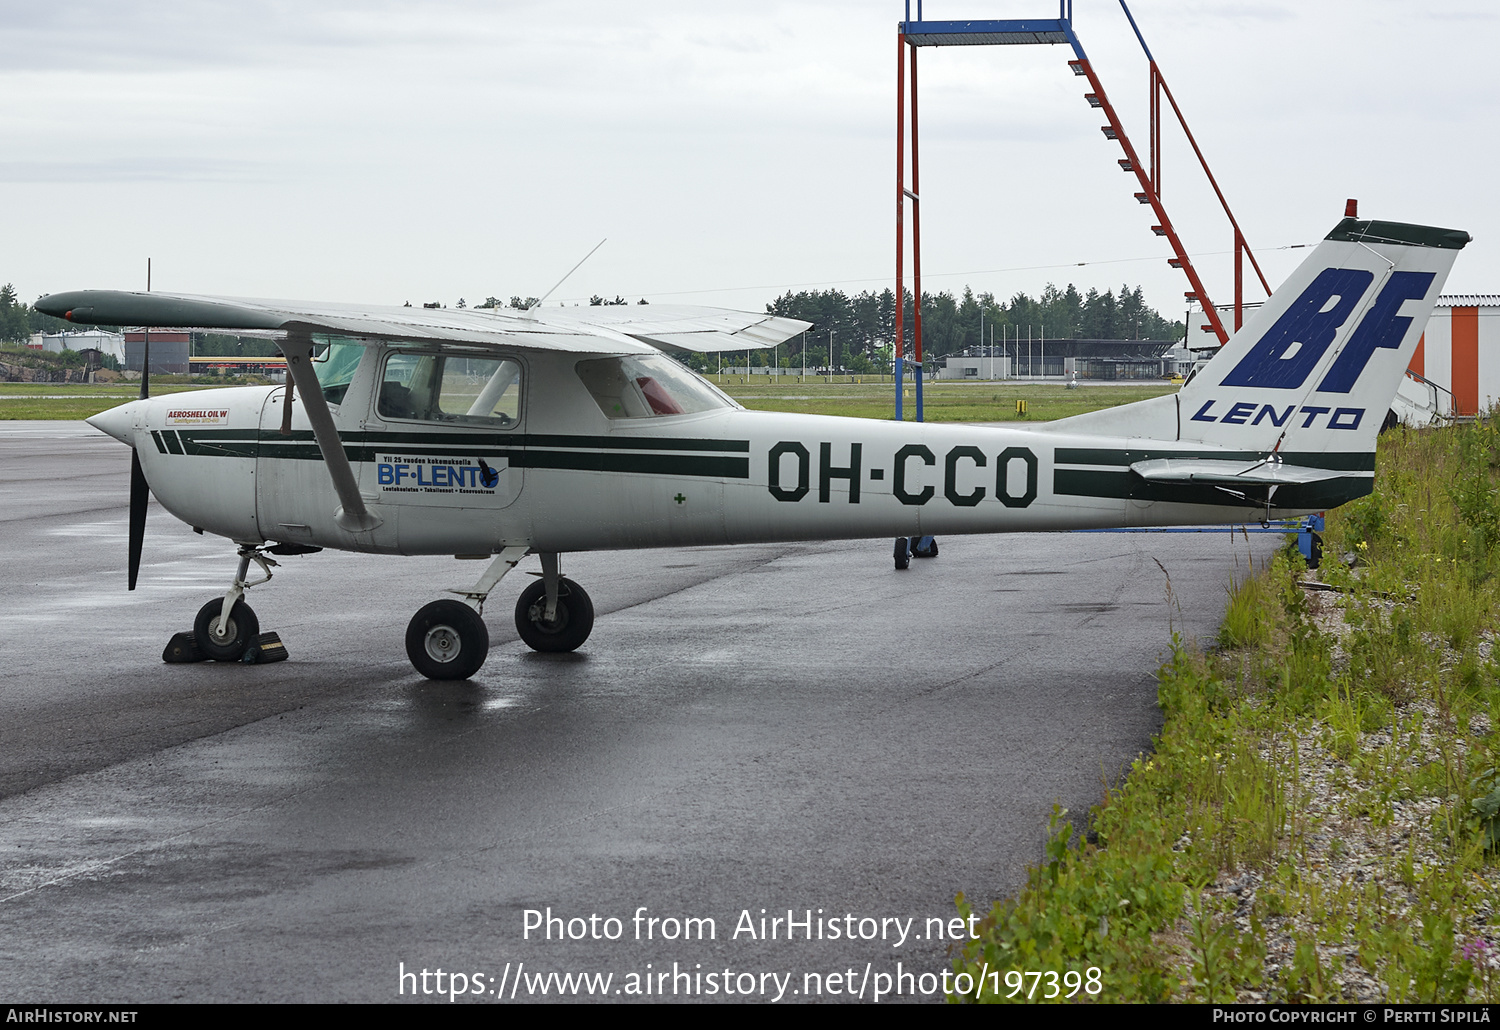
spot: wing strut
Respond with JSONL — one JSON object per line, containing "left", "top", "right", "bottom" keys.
{"left": 281, "top": 329, "right": 382, "bottom": 533}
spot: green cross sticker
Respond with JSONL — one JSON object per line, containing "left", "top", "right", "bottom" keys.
{"left": 674, "top": 493, "right": 686, "bottom": 505}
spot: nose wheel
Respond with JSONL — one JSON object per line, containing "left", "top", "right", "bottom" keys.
{"left": 193, "top": 598, "right": 260, "bottom": 661}
{"left": 406, "top": 600, "right": 490, "bottom": 680}
{"left": 178, "top": 544, "right": 277, "bottom": 663}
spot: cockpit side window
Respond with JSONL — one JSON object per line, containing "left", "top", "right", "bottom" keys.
{"left": 378, "top": 352, "right": 522, "bottom": 427}
{"left": 576, "top": 354, "right": 732, "bottom": 420}
{"left": 310, "top": 337, "right": 366, "bottom": 406}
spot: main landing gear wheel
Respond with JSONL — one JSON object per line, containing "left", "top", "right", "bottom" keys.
{"left": 193, "top": 598, "right": 260, "bottom": 662}
{"left": 406, "top": 599, "right": 489, "bottom": 680}
{"left": 910, "top": 535, "right": 938, "bottom": 558}
{"left": 515, "top": 577, "right": 594, "bottom": 653}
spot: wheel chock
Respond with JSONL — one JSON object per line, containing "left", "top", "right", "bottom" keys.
{"left": 163, "top": 631, "right": 208, "bottom": 663}
{"left": 242, "top": 632, "right": 289, "bottom": 665}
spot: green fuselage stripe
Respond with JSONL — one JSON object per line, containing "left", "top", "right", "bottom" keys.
{"left": 162, "top": 430, "right": 1378, "bottom": 502}
{"left": 169, "top": 428, "right": 753, "bottom": 480}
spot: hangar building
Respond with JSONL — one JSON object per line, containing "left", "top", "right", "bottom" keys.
{"left": 1405, "top": 297, "right": 1500, "bottom": 418}
{"left": 124, "top": 330, "right": 190, "bottom": 375}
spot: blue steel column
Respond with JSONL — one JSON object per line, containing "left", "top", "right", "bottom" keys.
{"left": 910, "top": 39, "right": 924, "bottom": 423}
{"left": 894, "top": 23, "right": 906, "bottom": 422}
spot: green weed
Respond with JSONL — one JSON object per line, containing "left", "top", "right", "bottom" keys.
{"left": 954, "top": 423, "right": 1500, "bottom": 1002}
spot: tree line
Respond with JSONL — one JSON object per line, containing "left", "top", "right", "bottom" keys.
{"left": 753, "top": 283, "right": 1185, "bottom": 370}
{"left": 0, "top": 284, "right": 78, "bottom": 343}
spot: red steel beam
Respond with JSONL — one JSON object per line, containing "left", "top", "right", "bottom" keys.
{"left": 1077, "top": 58, "right": 1230, "bottom": 344}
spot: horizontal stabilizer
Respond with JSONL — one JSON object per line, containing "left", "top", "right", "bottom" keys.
{"left": 1129, "top": 457, "right": 1363, "bottom": 485}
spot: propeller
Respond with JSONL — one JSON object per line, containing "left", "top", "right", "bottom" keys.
{"left": 128, "top": 268, "right": 150, "bottom": 590}
{"left": 128, "top": 447, "right": 147, "bottom": 590}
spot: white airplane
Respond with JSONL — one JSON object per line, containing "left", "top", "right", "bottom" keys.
{"left": 40, "top": 214, "right": 1468, "bottom": 680}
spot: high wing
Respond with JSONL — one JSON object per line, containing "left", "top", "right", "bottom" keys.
{"left": 34, "top": 291, "right": 809, "bottom": 353}
{"left": 35, "top": 288, "right": 809, "bottom": 540}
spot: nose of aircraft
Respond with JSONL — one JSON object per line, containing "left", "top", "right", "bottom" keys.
{"left": 86, "top": 400, "right": 146, "bottom": 445}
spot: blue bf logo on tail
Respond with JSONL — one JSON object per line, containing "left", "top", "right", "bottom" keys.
{"left": 1221, "top": 269, "right": 1434, "bottom": 392}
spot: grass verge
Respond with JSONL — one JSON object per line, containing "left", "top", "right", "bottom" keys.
{"left": 0, "top": 380, "right": 264, "bottom": 420}
{"left": 951, "top": 421, "right": 1500, "bottom": 1003}
{"left": 1, "top": 377, "right": 1174, "bottom": 422}
{"left": 714, "top": 378, "right": 1173, "bottom": 422}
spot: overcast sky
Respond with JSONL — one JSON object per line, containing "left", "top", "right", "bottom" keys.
{"left": 4, "top": 1, "right": 1496, "bottom": 323}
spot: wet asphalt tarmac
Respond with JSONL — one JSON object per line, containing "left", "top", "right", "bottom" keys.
{"left": 0, "top": 421, "right": 1277, "bottom": 1003}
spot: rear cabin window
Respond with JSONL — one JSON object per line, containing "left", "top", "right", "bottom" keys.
{"left": 378, "top": 352, "right": 521, "bottom": 427}
{"left": 576, "top": 355, "right": 732, "bottom": 419}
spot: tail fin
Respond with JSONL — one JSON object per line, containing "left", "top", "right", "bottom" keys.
{"left": 1178, "top": 217, "right": 1468, "bottom": 457}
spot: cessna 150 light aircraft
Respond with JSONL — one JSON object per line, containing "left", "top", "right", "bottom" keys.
{"left": 39, "top": 215, "right": 1468, "bottom": 680}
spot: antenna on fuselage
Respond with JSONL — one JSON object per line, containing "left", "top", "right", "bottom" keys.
{"left": 525, "top": 238, "right": 607, "bottom": 318}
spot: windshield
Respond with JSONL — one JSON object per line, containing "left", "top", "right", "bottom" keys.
{"left": 576, "top": 355, "right": 733, "bottom": 419}
{"left": 311, "top": 337, "right": 366, "bottom": 405}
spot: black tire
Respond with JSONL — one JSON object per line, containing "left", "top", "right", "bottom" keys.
{"left": 514, "top": 578, "right": 594, "bottom": 652}
{"left": 910, "top": 535, "right": 939, "bottom": 558}
{"left": 194, "top": 598, "right": 260, "bottom": 662}
{"left": 406, "top": 600, "right": 489, "bottom": 680}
